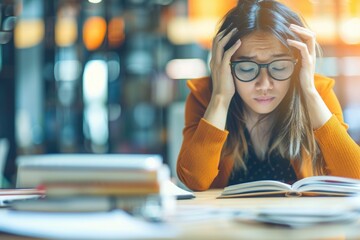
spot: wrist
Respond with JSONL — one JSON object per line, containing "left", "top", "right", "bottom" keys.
{"left": 209, "top": 94, "right": 232, "bottom": 111}
{"left": 210, "top": 94, "right": 233, "bottom": 108}
{"left": 303, "top": 90, "right": 332, "bottom": 130}
{"left": 303, "top": 89, "right": 322, "bottom": 107}
{"left": 203, "top": 94, "right": 233, "bottom": 130}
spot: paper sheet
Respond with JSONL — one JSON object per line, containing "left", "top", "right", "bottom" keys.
{"left": 163, "top": 180, "right": 195, "bottom": 199}
{"left": 0, "top": 209, "right": 178, "bottom": 239}
{"left": 0, "top": 195, "right": 41, "bottom": 207}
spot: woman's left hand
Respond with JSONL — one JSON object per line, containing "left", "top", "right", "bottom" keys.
{"left": 287, "top": 24, "right": 317, "bottom": 94}
{"left": 287, "top": 24, "right": 332, "bottom": 129}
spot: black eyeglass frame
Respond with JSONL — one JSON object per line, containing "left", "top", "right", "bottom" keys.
{"left": 230, "top": 59, "right": 298, "bottom": 82}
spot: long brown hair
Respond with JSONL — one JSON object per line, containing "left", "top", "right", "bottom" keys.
{"left": 218, "top": 0, "right": 325, "bottom": 174}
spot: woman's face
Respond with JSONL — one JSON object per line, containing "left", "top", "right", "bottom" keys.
{"left": 231, "top": 31, "right": 293, "bottom": 119}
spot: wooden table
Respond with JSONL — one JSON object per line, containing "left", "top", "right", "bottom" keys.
{"left": 1, "top": 190, "right": 360, "bottom": 240}
{"left": 171, "top": 189, "right": 360, "bottom": 240}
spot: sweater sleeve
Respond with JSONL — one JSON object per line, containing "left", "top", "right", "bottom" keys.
{"left": 176, "top": 91, "right": 229, "bottom": 191}
{"left": 314, "top": 75, "right": 360, "bottom": 179}
{"left": 314, "top": 115, "right": 360, "bottom": 178}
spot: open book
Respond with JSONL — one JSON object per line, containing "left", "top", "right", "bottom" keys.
{"left": 219, "top": 176, "right": 360, "bottom": 198}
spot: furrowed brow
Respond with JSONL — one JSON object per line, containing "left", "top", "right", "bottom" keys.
{"left": 233, "top": 53, "right": 292, "bottom": 61}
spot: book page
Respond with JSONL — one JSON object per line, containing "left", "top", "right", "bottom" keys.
{"left": 222, "top": 180, "right": 292, "bottom": 196}
{"left": 292, "top": 176, "right": 360, "bottom": 195}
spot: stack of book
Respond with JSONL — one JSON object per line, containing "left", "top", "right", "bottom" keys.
{"left": 12, "top": 154, "right": 176, "bottom": 220}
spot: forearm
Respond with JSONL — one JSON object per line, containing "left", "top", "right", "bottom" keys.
{"left": 203, "top": 94, "right": 232, "bottom": 130}
{"left": 177, "top": 119, "right": 229, "bottom": 190}
{"left": 315, "top": 115, "right": 360, "bottom": 179}
{"left": 304, "top": 89, "right": 332, "bottom": 130}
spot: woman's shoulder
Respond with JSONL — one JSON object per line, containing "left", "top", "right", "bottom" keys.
{"left": 186, "top": 76, "right": 212, "bottom": 93}
{"left": 314, "top": 74, "right": 335, "bottom": 93}
{"left": 186, "top": 77, "right": 212, "bottom": 107}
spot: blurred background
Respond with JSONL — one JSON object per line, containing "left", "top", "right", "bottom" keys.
{"left": 0, "top": 0, "right": 360, "bottom": 187}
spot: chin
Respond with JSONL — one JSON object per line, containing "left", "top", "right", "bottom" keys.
{"left": 252, "top": 106, "right": 277, "bottom": 115}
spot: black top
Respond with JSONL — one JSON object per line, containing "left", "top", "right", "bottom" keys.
{"left": 227, "top": 129, "right": 297, "bottom": 186}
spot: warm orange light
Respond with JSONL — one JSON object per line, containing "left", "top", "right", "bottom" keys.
{"left": 340, "top": 18, "right": 360, "bottom": 44}
{"left": 108, "top": 17, "right": 125, "bottom": 48}
{"left": 307, "top": 17, "right": 337, "bottom": 45}
{"left": 277, "top": 1, "right": 336, "bottom": 45}
{"left": 55, "top": 17, "right": 78, "bottom": 47}
{"left": 188, "top": 0, "right": 237, "bottom": 20}
{"left": 83, "top": 16, "right": 107, "bottom": 51}
{"left": 14, "top": 19, "right": 44, "bottom": 48}
{"left": 348, "top": 0, "right": 360, "bottom": 17}
{"left": 277, "top": 0, "right": 314, "bottom": 19}
{"left": 167, "top": 17, "right": 218, "bottom": 45}
{"left": 187, "top": 0, "right": 237, "bottom": 49}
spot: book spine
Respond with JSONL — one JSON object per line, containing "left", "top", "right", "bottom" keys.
{"left": 17, "top": 169, "right": 158, "bottom": 188}
{"left": 41, "top": 182, "right": 161, "bottom": 197}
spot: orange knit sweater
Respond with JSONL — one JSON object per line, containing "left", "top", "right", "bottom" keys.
{"left": 176, "top": 74, "right": 360, "bottom": 191}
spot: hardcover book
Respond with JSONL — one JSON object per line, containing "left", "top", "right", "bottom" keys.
{"left": 16, "top": 154, "right": 164, "bottom": 188}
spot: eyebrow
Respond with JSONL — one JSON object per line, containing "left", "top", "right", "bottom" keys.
{"left": 235, "top": 53, "right": 292, "bottom": 60}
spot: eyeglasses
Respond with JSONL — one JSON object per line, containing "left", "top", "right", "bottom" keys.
{"left": 230, "top": 59, "right": 297, "bottom": 82}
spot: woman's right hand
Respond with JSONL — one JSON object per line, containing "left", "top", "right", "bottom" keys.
{"left": 203, "top": 28, "right": 241, "bottom": 130}
{"left": 209, "top": 28, "right": 241, "bottom": 102}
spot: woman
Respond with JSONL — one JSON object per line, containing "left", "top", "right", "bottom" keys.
{"left": 176, "top": 0, "right": 360, "bottom": 191}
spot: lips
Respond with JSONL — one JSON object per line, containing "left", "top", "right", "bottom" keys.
{"left": 254, "top": 97, "right": 275, "bottom": 103}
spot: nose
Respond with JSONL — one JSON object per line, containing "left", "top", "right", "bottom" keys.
{"left": 255, "top": 68, "right": 273, "bottom": 92}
